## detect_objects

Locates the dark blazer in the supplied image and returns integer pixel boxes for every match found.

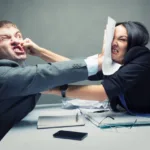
[90,46,150,114]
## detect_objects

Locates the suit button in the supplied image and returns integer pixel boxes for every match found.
[76,65,80,68]
[77,65,80,68]
[73,64,77,68]
[73,64,82,68]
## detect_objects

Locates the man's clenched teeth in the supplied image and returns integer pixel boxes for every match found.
[13,46,25,54]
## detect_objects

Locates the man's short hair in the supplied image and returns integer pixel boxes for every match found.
[0,20,18,28]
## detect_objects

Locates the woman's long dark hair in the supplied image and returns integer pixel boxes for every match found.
[116,21,149,50]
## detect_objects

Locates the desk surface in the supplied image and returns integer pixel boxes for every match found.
[0,104,150,150]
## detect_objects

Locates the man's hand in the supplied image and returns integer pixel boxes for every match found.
[102,29,106,54]
[98,29,106,71]
[98,53,104,71]
[22,38,42,57]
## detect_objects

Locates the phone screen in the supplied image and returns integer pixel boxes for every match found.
[53,130,88,140]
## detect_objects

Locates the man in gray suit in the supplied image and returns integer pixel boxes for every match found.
[0,20,102,140]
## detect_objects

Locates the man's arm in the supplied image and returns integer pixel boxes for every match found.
[0,59,88,99]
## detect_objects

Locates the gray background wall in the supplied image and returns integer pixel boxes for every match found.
[0,0,150,104]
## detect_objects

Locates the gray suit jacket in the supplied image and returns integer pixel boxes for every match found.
[0,59,88,140]
[0,59,88,99]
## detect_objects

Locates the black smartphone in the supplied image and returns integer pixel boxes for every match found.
[53,130,88,141]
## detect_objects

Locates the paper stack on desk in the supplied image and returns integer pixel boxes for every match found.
[63,99,109,109]
[84,111,150,129]
[37,114,85,129]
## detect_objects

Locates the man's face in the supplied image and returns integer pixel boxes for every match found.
[111,25,128,64]
[0,26,27,62]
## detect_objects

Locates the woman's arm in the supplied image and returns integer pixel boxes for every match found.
[42,84,108,101]
[23,38,70,62]
[37,48,70,62]
[22,38,104,69]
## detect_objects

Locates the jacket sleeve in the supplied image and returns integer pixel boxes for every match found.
[88,70,103,81]
[0,59,88,99]
[101,51,150,99]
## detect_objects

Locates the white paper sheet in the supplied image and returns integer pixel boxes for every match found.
[102,16,122,75]
[62,98,109,110]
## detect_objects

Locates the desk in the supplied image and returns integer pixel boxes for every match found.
[0,104,150,150]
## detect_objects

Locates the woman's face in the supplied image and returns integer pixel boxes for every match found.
[111,25,128,64]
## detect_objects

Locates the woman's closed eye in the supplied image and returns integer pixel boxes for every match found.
[119,38,127,42]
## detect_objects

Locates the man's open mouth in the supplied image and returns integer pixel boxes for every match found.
[13,46,25,54]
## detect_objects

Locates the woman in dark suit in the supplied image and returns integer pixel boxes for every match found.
[46,21,150,115]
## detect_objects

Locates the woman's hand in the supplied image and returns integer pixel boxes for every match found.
[22,38,42,57]
[41,87,60,95]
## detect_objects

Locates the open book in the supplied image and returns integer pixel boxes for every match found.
[37,114,85,129]
[83,111,150,129]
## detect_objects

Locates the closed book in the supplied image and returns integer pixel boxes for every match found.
[37,115,85,129]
